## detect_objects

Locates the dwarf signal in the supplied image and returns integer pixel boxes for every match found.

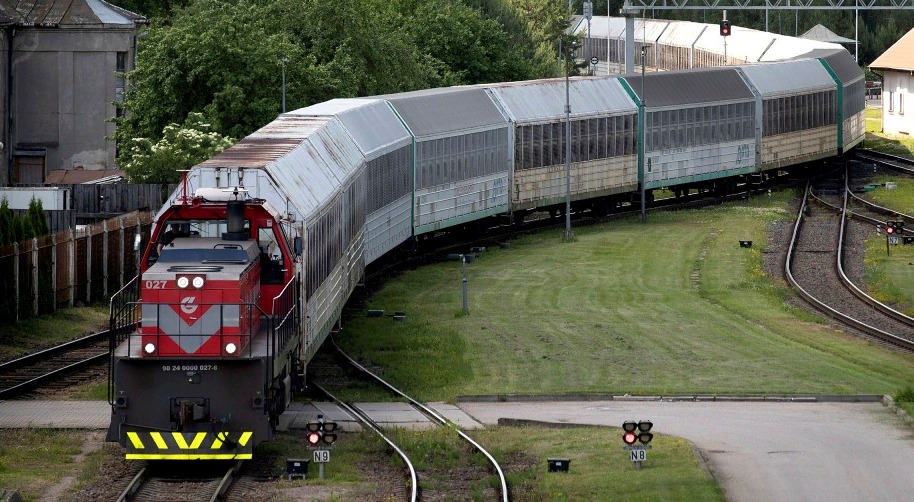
[622,420,654,470]
[306,418,338,446]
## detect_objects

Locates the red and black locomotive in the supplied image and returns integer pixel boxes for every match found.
[107,189,303,460]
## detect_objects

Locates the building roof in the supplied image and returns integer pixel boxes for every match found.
[0,0,145,27]
[45,169,125,184]
[870,27,914,72]
[800,24,856,44]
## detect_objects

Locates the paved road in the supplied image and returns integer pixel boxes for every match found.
[459,400,914,502]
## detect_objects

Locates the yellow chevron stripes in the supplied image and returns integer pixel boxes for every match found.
[172,432,207,449]
[127,432,144,449]
[150,432,168,449]
[126,453,253,460]
[123,431,255,460]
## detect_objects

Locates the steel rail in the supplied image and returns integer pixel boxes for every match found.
[311,381,418,502]
[328,336,509,502]
[0,329,111,372]
[210,461,244,502]
[0,352,109,399]
[785,179,914,351]
[115,467,146,502]
[854,149,914,175]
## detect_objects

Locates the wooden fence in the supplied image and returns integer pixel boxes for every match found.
[0,211,154,323]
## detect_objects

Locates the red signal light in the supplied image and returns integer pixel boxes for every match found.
[623,431,638,445]
[719,20,732,36]
[307,431,322,445]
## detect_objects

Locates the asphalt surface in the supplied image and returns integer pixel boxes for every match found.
[459,399,914,502]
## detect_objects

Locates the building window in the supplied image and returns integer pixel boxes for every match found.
[115,52,127,118]
[900,94,905,116]
[888,91,894,113]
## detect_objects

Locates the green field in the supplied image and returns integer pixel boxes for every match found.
[335,189,914,403]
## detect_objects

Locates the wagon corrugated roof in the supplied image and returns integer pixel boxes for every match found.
[486,78,637,123]
[623,67,753,107]
[288,98,411,159]
[196,114,364,216]
[381,87,507,138]
[814,49,863,83]
[739,59,835,96]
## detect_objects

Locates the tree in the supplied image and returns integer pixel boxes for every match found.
[107,0,189,20]
[122,112,235,184]
[115,0,441,149]
[24,197,49,239]
[404,0,536,85]
[0,198,13,246]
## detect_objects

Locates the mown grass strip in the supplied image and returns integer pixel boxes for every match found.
[337,189,914,403]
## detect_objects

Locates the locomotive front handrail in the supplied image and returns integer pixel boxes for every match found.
[269,275,300,381]
[108,275,140,406]
[116,300,273,359]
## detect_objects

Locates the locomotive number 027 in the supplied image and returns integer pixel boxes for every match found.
[145,280,168,289]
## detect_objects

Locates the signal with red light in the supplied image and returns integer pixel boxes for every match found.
[622,420,654,445]
[306,418,338,446]
[719,20,731,37]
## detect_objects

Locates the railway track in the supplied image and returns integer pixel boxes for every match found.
[854,148,914,174]
[0,329,112,398]
[785,169,914,352]
[310,336,509,501]
[116,460,243,502]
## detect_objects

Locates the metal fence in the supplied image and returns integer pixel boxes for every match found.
[0,211,154,323]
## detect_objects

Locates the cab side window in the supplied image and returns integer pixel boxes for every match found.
[258,227,284,284]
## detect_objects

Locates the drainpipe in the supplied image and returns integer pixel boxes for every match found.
[5,26,13,185]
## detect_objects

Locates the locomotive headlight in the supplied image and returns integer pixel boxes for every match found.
[225,342,237,354]
[144,342,156,354]
[192,276,205,289]
[176,276,190,289]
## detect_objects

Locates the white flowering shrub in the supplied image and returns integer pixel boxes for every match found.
[122,112,235,183]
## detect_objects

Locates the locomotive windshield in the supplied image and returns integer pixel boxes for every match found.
[157,245,251,264]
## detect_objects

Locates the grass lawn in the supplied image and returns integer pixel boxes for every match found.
[0,305,109,362]
[335,189,914,403]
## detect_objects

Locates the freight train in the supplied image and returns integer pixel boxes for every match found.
[106,42,864,459]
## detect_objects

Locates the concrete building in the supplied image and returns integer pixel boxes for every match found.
[0,1,145,185]
[870,28,914,136]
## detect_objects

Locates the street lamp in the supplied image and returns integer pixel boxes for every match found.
[281,57,288,113]
[563,41,575,241]
[640,47,647,223]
